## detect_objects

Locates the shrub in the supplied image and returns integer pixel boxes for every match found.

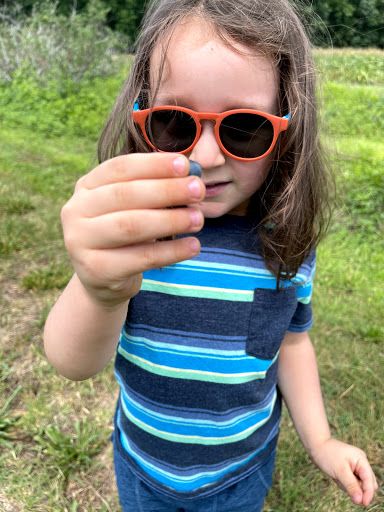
[0,1,132,138]
[0,0,128,88]
[0,70,129,138]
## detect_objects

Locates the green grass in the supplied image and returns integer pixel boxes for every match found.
[314,48,384,85]
[1,49,383,511]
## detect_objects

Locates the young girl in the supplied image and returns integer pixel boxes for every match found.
[44,0,378,510]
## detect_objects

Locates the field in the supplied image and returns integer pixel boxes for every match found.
[0,48,383,511]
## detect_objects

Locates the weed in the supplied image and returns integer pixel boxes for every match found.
[22,263,72,291]
[0,0,128,87]
[0,189,35,215]
[0,217,32,256]
[0,386,22,449]
[33,419,105,485]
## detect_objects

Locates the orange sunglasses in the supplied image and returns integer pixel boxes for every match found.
[133,103,290,162]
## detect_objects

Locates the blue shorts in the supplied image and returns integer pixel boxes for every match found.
[112,437,276,512]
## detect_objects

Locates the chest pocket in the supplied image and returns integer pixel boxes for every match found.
[246,287,297,360]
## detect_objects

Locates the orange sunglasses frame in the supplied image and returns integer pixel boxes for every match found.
[133,105,289,162]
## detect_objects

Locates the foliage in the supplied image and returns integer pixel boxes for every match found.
[0,1,132,138]
[0,70,128,138]
[314,48,384,85]
[33,419,105,483]
[98,0,146,43]
[22,262,73,290]
[1,0,146,43]
[4,0,384,47]
[0,0,128,86]
[310,0,384,48]
[0,386,22,449]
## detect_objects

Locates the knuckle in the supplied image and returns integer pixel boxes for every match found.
[117,213,138,239]
[111,155,130,179]
[141,243,159,269]
[81,251,106,281]
[74,175,86,192]
[114,181,132,206]
[345,481,359,493]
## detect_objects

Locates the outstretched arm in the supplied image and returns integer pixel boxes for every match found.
[277,330,378,507]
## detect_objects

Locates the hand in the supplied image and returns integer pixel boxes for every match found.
[61,153,205,308]
[310,438,378,507]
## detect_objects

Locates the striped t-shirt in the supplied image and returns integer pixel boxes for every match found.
[113,214,315,499]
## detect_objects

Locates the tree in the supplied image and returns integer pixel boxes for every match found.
[104,0,146,40]
[310,0,384,47]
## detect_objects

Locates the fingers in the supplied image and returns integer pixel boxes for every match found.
[355,456,378,507]
[337,455,378,507]
[61,153,203,305]
[76,207,204,250]
[80,176,205,217]
[85,237,201,283]
[79,153,190,190]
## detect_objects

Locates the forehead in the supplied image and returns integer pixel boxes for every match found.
[150,18,278,112]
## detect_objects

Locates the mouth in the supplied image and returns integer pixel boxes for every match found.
[204,181,230,198]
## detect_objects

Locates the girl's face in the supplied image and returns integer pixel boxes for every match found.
[151,19,279,218]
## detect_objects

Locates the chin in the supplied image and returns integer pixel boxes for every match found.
[200,199,249,217]
[199,202,230,218]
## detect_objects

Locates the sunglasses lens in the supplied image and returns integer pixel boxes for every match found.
[147,109,197,152]
[219,113,274,159]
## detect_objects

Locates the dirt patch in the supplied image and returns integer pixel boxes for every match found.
[0,493,23,512]
[66,444,120,512]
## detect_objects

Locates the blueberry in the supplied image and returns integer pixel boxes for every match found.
[188,160,202,178]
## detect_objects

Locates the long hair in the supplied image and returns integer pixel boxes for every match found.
[98,0,333,284]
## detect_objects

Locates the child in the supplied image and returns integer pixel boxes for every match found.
[44,0,378,510]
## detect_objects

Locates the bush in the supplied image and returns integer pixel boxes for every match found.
[0,70,129,138]
[0,1,131,138]
[0,0,128,88]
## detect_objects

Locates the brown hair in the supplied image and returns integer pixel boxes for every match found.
[98,0,333,284]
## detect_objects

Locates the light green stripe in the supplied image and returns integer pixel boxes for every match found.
[141,282,254,302]
[118,346,266,384]
[119,391,276,445]
[298,296,311,304]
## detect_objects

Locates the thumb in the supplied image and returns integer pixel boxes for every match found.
[339,473,363,505]
[346,476,363,505]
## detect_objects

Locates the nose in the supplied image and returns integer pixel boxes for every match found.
[189,121,226,169]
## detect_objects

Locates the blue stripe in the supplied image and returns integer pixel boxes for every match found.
[125,322,247,351]
[119,333,276,374]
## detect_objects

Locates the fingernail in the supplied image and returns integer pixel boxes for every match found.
[189,209,202,227]
[188,179,202,199]
[352,494,361,504]
[189,239,200,254]
[173,156,187,174]
[188,160,202,177]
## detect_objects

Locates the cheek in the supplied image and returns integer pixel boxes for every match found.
[237,159,272,190]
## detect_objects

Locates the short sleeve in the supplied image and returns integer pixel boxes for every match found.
[287,249,316,333]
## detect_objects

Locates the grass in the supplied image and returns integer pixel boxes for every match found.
[1,49,384,511]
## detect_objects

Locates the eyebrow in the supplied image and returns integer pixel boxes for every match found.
[154,95,273,113]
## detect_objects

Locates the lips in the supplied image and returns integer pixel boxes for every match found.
[204,181,230,198]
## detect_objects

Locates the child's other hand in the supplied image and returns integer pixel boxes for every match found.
[61,153,205,308]
[310,438,378,507]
